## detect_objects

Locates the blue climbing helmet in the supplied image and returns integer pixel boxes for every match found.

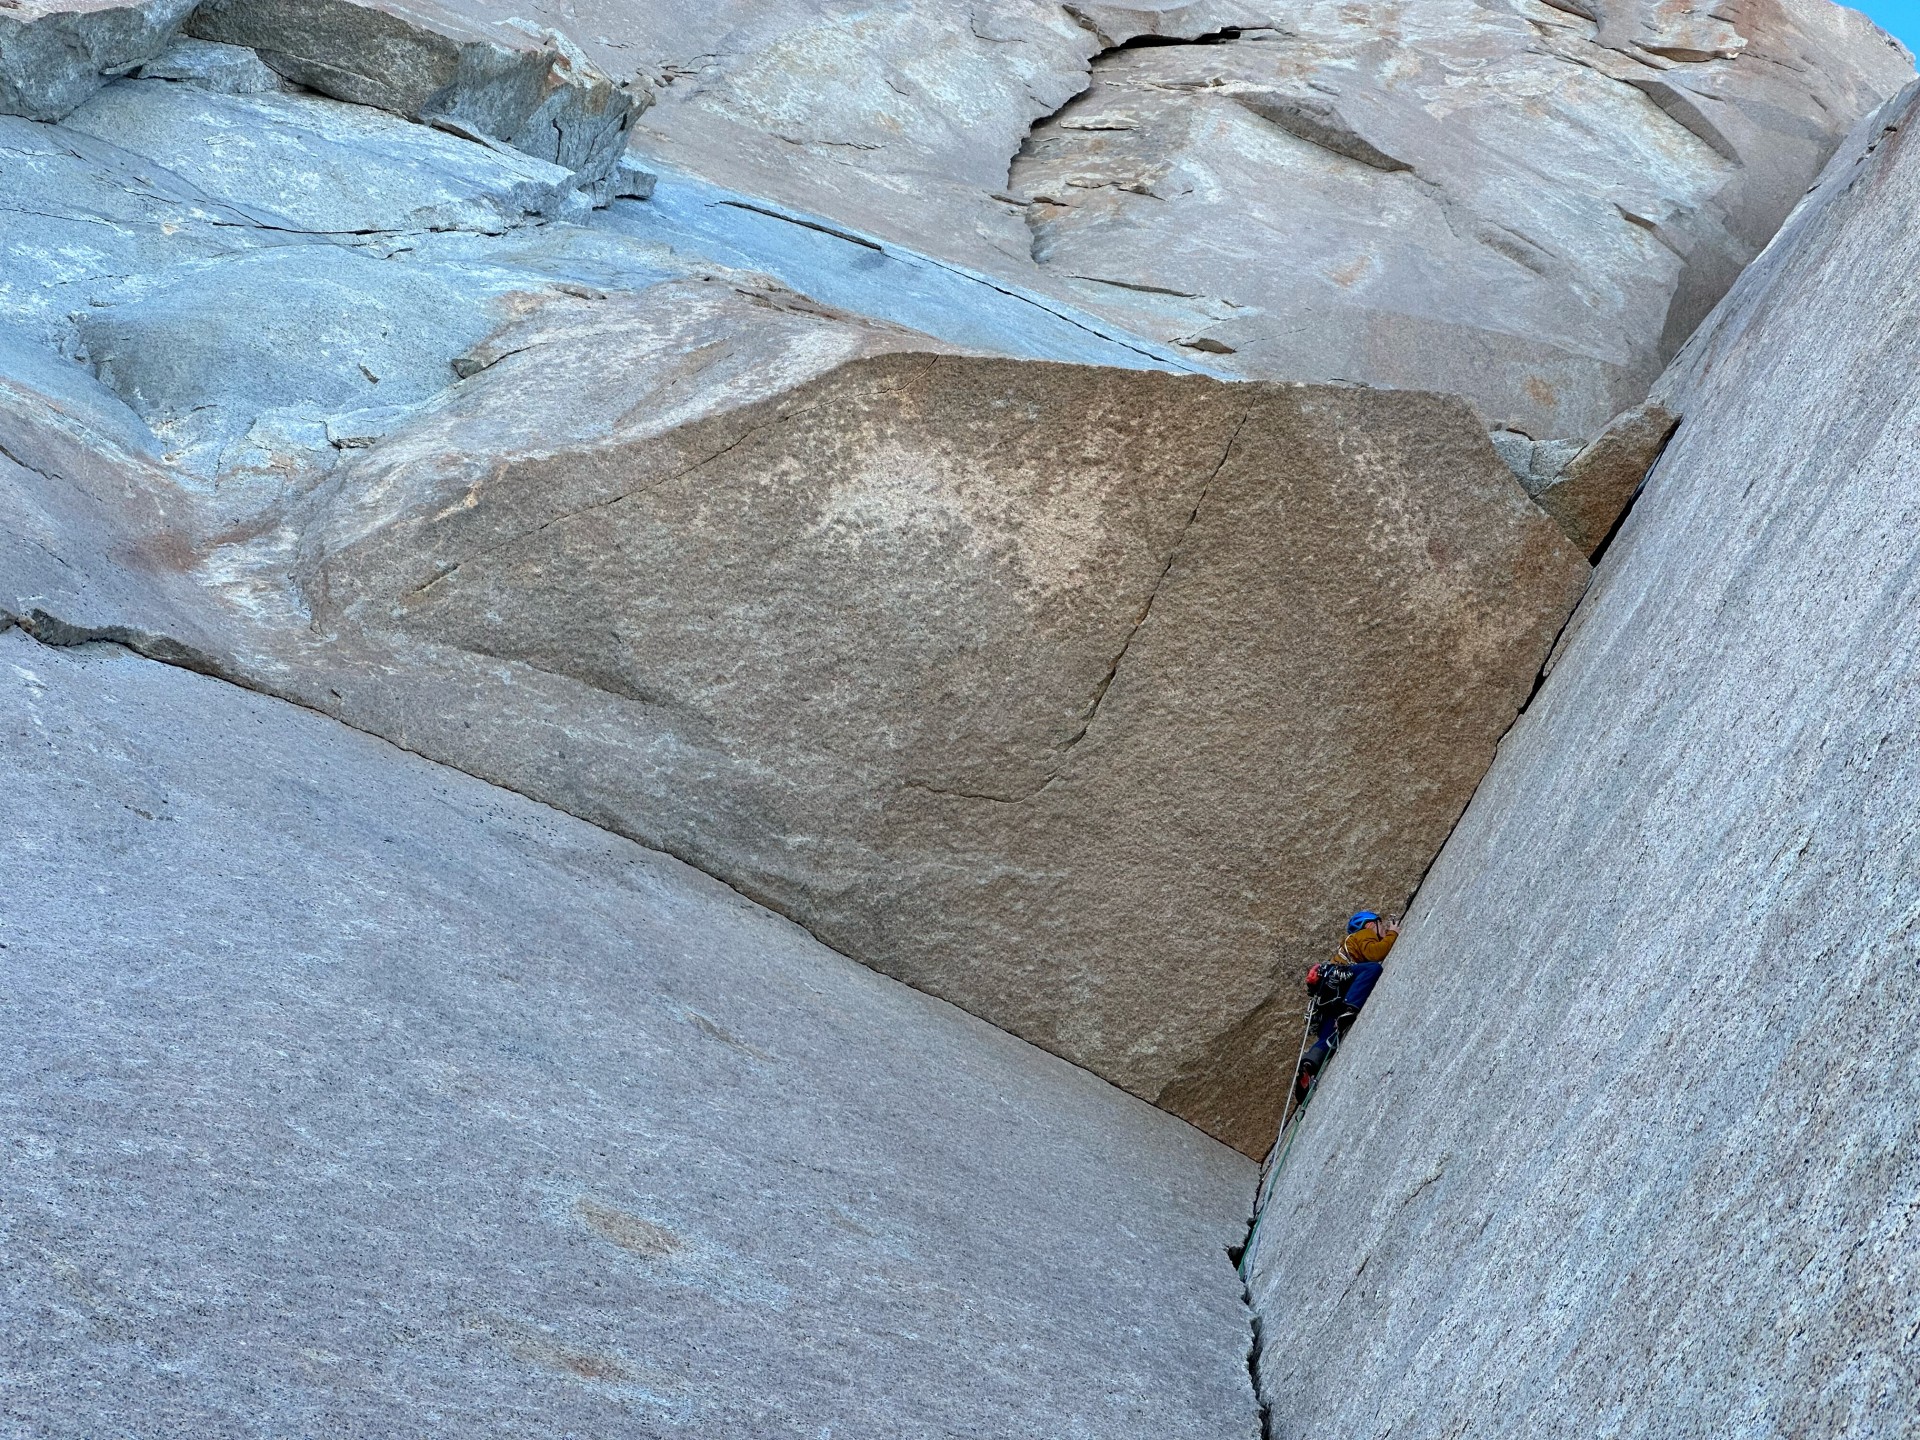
[1346,910,1381,934]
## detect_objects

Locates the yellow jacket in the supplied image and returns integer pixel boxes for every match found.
[1342,929,1397,964]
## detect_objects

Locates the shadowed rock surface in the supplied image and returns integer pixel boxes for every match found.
[0,329,231,665]
[187,0,642,184]
[0,631,1259,1438]
[595,161,1214,373]
[1243,77,1920,1437]
[0,0,194,119]
[136,32,285,90]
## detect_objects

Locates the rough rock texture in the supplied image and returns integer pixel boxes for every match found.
[136,34,286,91]
[12,0,1898,435]
[0,0,192,120]
[2,70,1207,501]
[1531,399,1679,555]
[64,75,588,230]
[174,329,1585,1157]
[13,3,1865,1166]
[431,0,1274,279]
[186,0,642,184]
[1244,77,1920,1437]
[0,631,1259,1438]
[0,72,1587,1152]
[0,329,232,666]
[598,162,1216,373]
[1010,0,1912,435]
[1489,427,1584,490]
[47,62,606,475]
[0,60,1592,1152]
[394,0,1909,434]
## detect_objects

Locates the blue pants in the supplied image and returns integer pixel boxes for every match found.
[1301,962,1383,1069]
[1342,960,1383,1012]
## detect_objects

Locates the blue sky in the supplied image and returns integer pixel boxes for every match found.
[1849,0,1920,51]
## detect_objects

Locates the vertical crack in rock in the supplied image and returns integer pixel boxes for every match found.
[1056,402,1249,757]
[1007,21,1249,263]
[1243,1283,1275,1440]
[903,397,1253,808]
[1345,414,1666,962]
[1234,1199,1278,1440]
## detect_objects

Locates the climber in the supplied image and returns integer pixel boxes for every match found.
[1290,910,1399,1109]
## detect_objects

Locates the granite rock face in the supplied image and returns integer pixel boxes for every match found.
[0,0,1881,1165]
[0,328,233,666]
[502,0,1275,282]
[1243,77,1920,1437]
[0,0,193,119]
[0,92,1587,1156]
[188,336,1584,1157]
[64,74,589,230]
[441,0,1910,435]
[4,0,1905,436]
[1,68,1206,500]
[136,33,286,91]
[187,0,642,184]
[1009,0,1911,435]
[1531,399,1680,556]
[595,162,1214,373]
[0,631,1259,1438]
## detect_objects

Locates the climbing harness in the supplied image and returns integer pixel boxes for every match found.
[1238,931,1390,1280]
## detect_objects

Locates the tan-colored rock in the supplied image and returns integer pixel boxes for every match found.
[131,280,1588,1156]
[1533,400,1681,555]
[187,0,643,183]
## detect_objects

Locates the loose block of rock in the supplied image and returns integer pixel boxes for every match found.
[0,0,192,120]
[136,35,284,92]
[187,0,641,185]
[1532,399,1680,555]
[222,315,1589,1155]
[64,77,585,233]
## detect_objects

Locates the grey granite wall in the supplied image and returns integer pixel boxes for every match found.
[0,631,1259,1439]
[1243,79,1920,1439]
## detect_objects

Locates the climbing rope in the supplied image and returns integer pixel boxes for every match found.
[1238,1000,1324,1281]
